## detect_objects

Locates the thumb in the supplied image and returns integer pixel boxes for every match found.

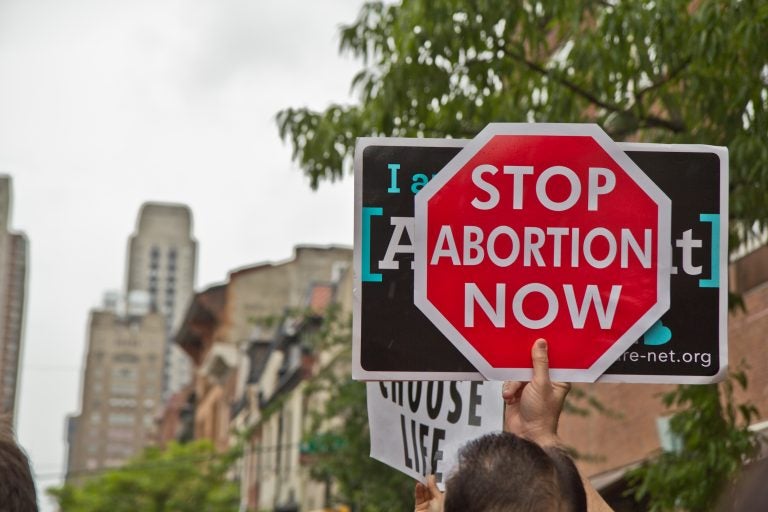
[531,338,551,387]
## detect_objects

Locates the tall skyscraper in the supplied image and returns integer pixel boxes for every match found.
[125,203,197,398]
[0,175,28,425]
[66,202,197,480]
[66,294,165,480]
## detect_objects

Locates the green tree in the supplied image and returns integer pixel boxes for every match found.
[278,1,766,510]
[627,371,760,512]
[278,0,768,242]
[48,440,240,512]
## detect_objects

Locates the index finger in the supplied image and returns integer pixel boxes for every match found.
[531,338,551,387]
[502,381,525,402]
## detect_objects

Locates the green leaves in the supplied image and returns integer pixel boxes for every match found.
[48,441,241,512]
[276,3,768,509]
[278,0,768,244]
[627,369,760,512]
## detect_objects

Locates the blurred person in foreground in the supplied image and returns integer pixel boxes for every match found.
[415,338,614,512]
[0,416,38,512]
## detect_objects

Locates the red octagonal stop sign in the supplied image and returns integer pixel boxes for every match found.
[414,124,671,382]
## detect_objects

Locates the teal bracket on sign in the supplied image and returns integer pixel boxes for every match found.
[362,207,383,282]
[699,213,719,288]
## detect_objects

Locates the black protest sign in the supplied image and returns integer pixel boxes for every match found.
[352,138,727,383]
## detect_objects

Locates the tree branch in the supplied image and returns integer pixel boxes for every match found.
[636,57,692,102]
[639,115,686,133]
[506,47,625,114]
[506,46,686,134]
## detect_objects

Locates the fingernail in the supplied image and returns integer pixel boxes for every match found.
[536,339,547,350]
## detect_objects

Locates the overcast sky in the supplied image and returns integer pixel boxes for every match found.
[0,1,365,508]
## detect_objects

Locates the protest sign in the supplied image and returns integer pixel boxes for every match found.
[353,137,727,383]
[413,124,670,381]
[367,380,503,487]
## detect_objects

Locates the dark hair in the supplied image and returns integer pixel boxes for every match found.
[444,432,586,512]
[0,417,38,512]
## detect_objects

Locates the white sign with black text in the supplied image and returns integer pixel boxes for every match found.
[367,381,503,488]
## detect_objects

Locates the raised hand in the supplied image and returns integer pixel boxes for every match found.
[502,338,571,446]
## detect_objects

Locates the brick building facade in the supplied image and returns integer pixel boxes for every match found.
[559,244,768,493]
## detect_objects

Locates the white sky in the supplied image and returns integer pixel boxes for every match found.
[0,1,365,508]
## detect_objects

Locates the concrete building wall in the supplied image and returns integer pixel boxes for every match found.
[247,283,350,512]
[66,310,165,482]
[0,175,27,426]
[125,202,197,398]
[176,246,351,511]
[221,246,351,346]
[256,387,326,512]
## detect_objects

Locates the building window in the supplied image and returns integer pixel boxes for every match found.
[108,397,137,408]
[114,367,137,379]
[107,428,134,442]
[113,353,139,363]
[108,413,135,426]
[168,248,177,270]
[110,381,137,396]
[284,410,292,475]
[111,367,138,396]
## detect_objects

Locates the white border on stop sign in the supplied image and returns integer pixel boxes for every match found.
[413,123,672,383]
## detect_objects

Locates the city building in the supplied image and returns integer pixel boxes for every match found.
[125,202,197,398]
[161,238,768,510]
[170,245,352,511]
[66,201,197,482]
[65,293,165,482]
[237,274,352,512]
[0,175,28,426]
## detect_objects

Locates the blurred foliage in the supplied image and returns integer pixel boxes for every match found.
[278,0,768,246]
[48,440,240,512]
[302,306,414,512]
[627,369,760,512]
[278,2,767,510]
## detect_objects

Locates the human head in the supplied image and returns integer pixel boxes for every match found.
[444,432,586,512]
[0,416,38,512]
